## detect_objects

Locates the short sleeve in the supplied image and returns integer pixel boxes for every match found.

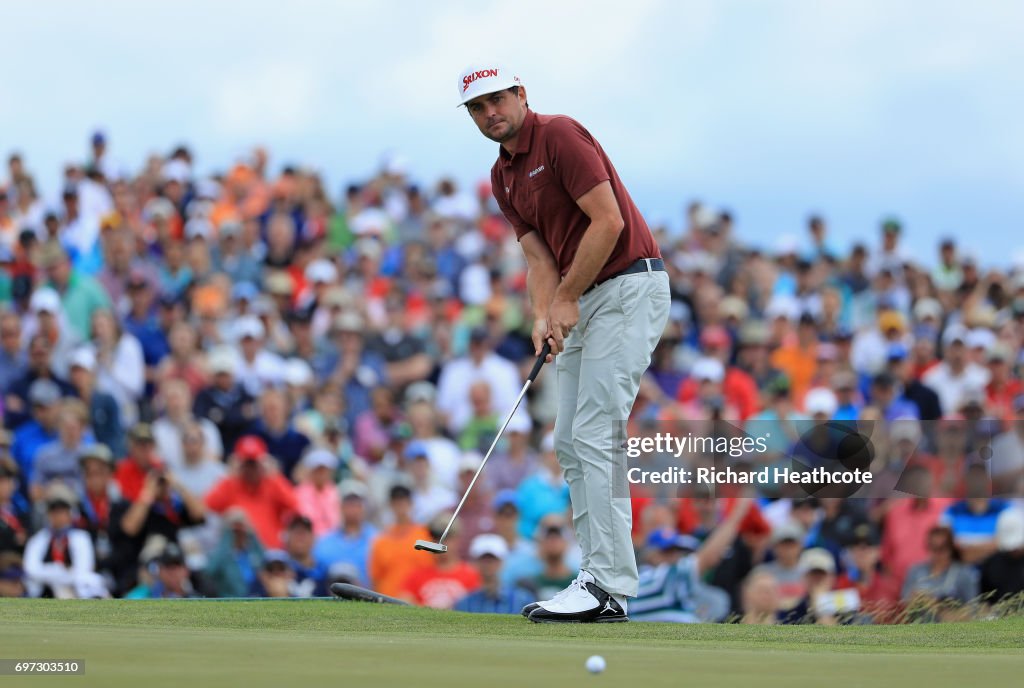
[546,117,611,201]
[491,166,536,240]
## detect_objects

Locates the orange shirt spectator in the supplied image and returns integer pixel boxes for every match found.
[368,484,433,597]
[204,436,299,548]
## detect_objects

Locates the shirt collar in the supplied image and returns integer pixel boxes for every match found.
[498,109,536,166]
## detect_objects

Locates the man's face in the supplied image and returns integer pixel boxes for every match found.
[158,561,188,589]
[287,526,314,558]
[774,539,801,566]
[82,460,111,494]
[341,496,365,526]
[46,259,71,287]
[466,87,528,143]
[474,554,502,580]
[48,505,73,530]
[0,319,20,354]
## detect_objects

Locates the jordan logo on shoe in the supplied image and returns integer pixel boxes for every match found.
[601,599,616,614]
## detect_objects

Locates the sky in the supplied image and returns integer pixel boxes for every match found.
[3,0,1022,266]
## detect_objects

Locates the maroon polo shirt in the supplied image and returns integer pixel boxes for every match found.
[490,109,660,284]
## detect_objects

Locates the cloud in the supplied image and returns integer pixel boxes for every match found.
[211,62,322,138]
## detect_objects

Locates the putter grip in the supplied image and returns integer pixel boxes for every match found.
[528,341,552,382]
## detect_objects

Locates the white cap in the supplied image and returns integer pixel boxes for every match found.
[304,259,338,285]
[966,328,995,352]
[283,358,313,387]
[457,63,523,106]
[235,315,265,341]
[890,417,922,444]
[469,533,509,560]
[459,452,484,474]
[798,547,836,574]
[691,357,725,383]
[184,218,213,241]
[540,432,555,453]
[69,347,97,373]
[765,295,800,322]
[913,298,943,322]
[505,412,532,434]
[996,509,1024,551]
[207,346,239,375]
[301,448,339,472]
[30,287,61,314]
[804,387,839,417]
[942,323,969,347]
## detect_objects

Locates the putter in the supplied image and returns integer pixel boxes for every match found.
[330,582,410,605]
[415,341,552,554]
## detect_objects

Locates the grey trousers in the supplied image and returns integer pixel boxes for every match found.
[553,268,671,597]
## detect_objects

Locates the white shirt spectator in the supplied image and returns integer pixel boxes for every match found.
[236,348,285,397]
[152,416,224,470]
[436,352,526,435]
[922,362,991,414]
[92,335,145,426]
[23,528,108,598]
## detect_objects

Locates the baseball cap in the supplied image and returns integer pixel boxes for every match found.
[34,242,68,270]
[332,311,365,334]
[942,324,969,346]
[878,310,906,333]
[304,259,338,285]
[301,448,339,472]
[283,359,313,387]
[29,287,61,314]
[184,218,212,241]
[45,483,77,510]
[700,326,730,349]
[804,387,838,417]
[493,489,518,513]
[287,514,313,531]
[158,542,186,567]
[691,357,725,383]
[913,298,943,322]
[995,509,1024,552]
[69,347,97,373]
[235,315,265,341]
[771,520,806,545]
[78,443,114,467]
[234,435,268,461]
[458,452,484,474]
[338,479,369,501]
[231,281,259,303]
[129,422,155,443]
[798,547,836,574]
[265,271,295,296]
[28,379,62,407]
[456,63,523,106]
[846,523,881,548]
[646,529,700,553]
[469,533,509,560]
[207,346,239,375]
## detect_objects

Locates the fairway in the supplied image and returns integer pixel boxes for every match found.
[3,601,1023,688]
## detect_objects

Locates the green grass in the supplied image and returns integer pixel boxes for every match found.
[2,600,1023,687]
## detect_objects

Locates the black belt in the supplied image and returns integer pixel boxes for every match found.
[584,258,665,295]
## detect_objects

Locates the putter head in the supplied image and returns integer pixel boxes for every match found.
[414,540,447,554]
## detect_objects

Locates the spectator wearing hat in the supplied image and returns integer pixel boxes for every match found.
[850,308,910,379]
[400,513,480,608]
[322,311,388,429]
[490,490,539,588]
[752,520,808,614]
[193,346,258,454]
[294,449,341,537]
[886,342,942,422]
[279,515,326,596]
[436,326,525,436]
[119,275,171,408]
[204,509,265,597]
[0,453,30,554]
[37,241,111,342]
[880,465,952,590]
[67,347,124,458]
[778,547,842,625]
[673,357,740,422]
[89,309,146,427]
[675,326,759,422]
[985,344,1022,423]
[114,423,164,502]
[869,372,920,422]
[125,542,200,599]
[74,445,123,581]
[938,465,1009,564]
[902,526,979,622]
[0,552,26,597]
[312,479,377,586]
[233,315,284,397]
[253,387,311,481]
[256,549,300,598]
[10,379,63,500]
[405,399,460,489]
[923,324,991,415]
[834,524,901,624]
[204,435,299,549]
[526,515,577,602]
[30,398,94,499]
[172,421,226,501]
[4,335,76,430]
[514,434,570,540]
[454,533,533,614]
[978,508,1024,606]
[23,483,108,598]
[408,445,457,526]
[0,310,26,395]
[368,484,432,598]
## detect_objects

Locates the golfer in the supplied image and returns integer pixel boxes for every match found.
[459,63,670,622]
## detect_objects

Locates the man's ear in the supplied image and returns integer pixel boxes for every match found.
[519,86,529,108]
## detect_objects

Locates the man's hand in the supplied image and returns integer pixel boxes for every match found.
[547,297,579,355]
[532,318,555,363]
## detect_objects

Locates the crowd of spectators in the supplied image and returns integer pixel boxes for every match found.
[1,133,1023,624]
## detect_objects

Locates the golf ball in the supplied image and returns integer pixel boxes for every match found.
[586,655,606,674]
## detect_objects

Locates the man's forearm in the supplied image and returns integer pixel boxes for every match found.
[527,260,561,319]
[554,219,622,302]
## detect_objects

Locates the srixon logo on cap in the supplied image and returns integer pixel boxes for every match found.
[463,68,499,92]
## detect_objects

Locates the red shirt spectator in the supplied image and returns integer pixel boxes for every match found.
[676,327,760,421]
[204,436,299,548]
[114,423,164,502]
[677,497,771,539]
[880,497,952,588]
[401,559,481,609]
